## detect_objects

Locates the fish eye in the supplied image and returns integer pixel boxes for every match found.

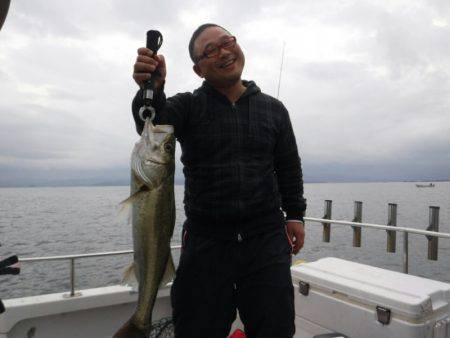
[164,143,173,152]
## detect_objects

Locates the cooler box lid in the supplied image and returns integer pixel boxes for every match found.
[291,257,450,320]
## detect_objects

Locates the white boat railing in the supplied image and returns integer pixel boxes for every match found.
[19,246,181,297]
[17,214,450,298]
[305,217,450,239]
[305,217,450,276]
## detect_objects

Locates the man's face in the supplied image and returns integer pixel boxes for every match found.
[193,26,245,87]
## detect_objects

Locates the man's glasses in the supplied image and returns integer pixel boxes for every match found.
[196,36,237,63]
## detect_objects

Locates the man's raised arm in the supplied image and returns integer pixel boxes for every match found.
[131,47,189,138]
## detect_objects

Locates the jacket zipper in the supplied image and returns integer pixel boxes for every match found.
[231,102,244,243]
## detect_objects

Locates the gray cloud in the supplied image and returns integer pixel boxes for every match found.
[1,0,449,184]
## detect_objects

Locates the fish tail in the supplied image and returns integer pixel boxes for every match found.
[113,319,150,338]
[121,262,138,288]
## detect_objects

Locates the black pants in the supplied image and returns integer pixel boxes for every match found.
[171,228,295,338]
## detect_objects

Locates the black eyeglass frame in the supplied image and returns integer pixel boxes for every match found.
[195,36,237,63]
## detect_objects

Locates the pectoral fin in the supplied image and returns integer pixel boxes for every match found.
[120,185,150,206]
[121,262,138,289]
[160,253,176,287]
[117,185,150,223]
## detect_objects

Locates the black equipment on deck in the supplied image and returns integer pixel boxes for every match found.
[0,251,21,314]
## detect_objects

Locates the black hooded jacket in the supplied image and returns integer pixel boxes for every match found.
[132,80,306,240]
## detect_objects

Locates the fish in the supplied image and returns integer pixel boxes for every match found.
[113,118,176,338]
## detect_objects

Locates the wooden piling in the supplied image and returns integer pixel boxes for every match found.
[352,201,362,247]
[427,206,440,261]
[387,203,397,253]
[322,200,332,242]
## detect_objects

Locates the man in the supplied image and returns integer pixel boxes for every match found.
[132,23,306,338]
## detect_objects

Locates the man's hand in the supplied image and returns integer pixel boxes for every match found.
[286,221,305,255]
[133,47,167,89]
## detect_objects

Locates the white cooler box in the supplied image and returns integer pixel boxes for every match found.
[291,257,450,338]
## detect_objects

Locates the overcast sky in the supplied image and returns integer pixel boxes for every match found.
[0,0,449,184]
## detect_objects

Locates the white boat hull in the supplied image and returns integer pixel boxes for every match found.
[2,258,450,338]
[0,285,172,338]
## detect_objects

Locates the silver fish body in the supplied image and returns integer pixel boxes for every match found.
[113,119,176,338]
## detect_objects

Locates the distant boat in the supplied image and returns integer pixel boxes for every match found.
[416,183,435,188]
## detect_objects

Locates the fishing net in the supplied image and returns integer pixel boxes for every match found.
[149,317,174,338]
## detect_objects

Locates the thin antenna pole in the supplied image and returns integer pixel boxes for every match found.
[277,41,286,99]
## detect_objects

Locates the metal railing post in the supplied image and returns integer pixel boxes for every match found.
[403,232,409,274]
[65,258,81,298]
[427,206,440,261]
[70,258,75,297]
[322,200,332,242]
[387,203,397,253]
[352,201,362,247]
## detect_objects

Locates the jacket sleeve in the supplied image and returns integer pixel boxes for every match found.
[273,102,307,222]
[132,87,191,139]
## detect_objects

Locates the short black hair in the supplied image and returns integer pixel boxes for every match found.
[188,23,229,63]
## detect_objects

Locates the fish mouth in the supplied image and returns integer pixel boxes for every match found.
[145,159,168,166]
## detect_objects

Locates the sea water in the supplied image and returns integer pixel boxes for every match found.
[0,182,449,299]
